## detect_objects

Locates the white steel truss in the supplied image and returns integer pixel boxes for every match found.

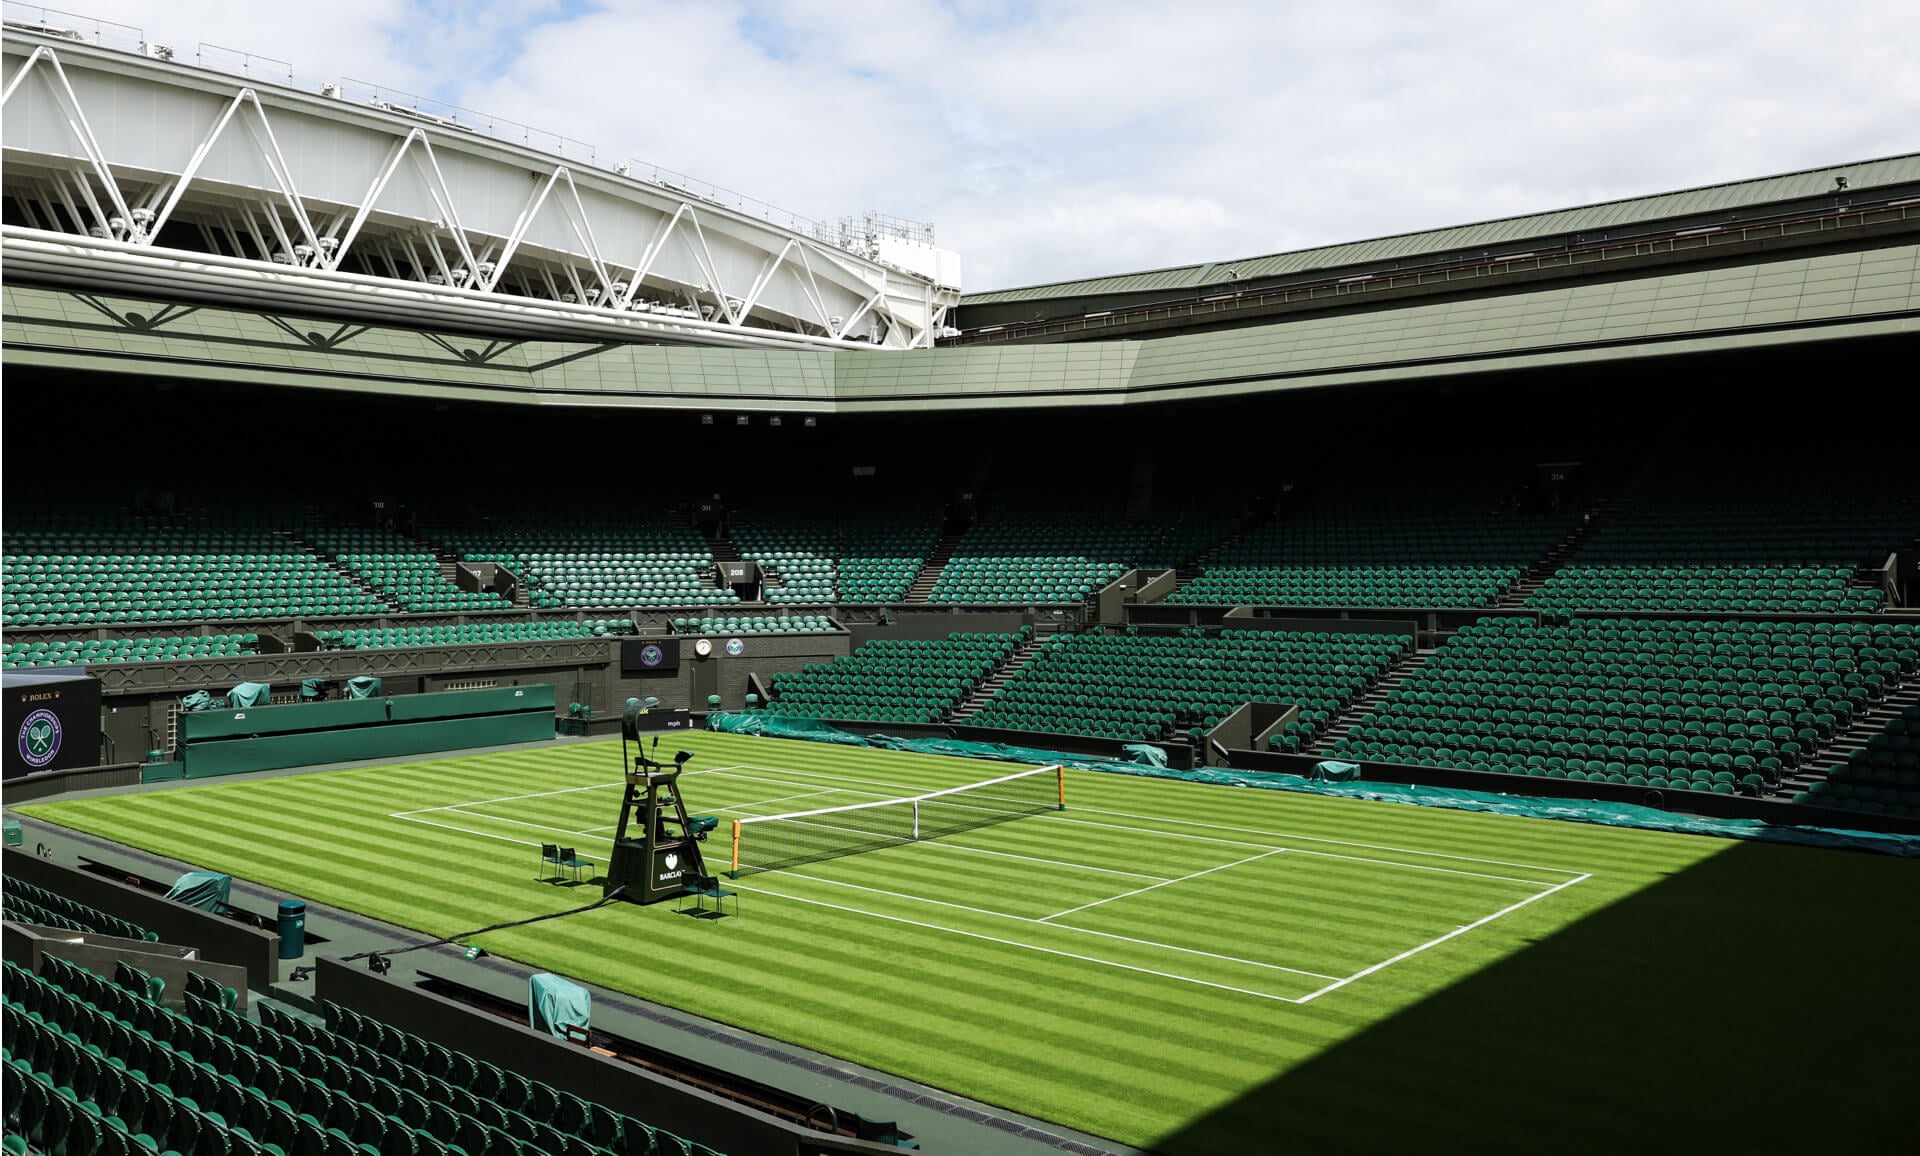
[1,34,958,349]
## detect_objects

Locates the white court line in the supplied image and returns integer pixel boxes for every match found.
[731,882,1309,1004]
[390,778,628,816]
[1056,816,1559,887]
[444,808,620,842]
[744,814,1167,880]
[724,787,849,814]
[1071,805,1589,878]
[757,869,1336,980]
[712,762,1588,880]
[1295,872,1593,1004]
[576,787,842,833]
[397,813,544,848]
[692,768,898,800]
[1038,848,1288,923]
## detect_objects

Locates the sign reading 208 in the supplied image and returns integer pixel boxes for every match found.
[18,708,63,768]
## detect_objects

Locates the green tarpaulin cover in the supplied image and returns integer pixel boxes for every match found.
[300,678,328,700]
[1121,744,1169,768]
[165,871,231,913]
[228,682,271,708]
[1312,760,1362,782]
[346,676,383,700]
[528,973,590,1039]
[181,691,213,712]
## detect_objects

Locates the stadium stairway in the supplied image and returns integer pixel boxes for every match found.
[903,531,962,603]
[949,629,1055,723]
[279,528,400,614]
[1495,496,1622,608]
[1307,649,1436,755]
[1175,516,1269,584]
[1777,681,1920,796]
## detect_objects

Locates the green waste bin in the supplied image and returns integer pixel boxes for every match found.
[277,900,306,960]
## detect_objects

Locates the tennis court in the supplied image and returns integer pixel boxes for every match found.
[20,731,1722,1150]
[394,758,1590,1004]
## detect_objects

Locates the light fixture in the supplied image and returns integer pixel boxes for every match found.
[768,416,782,428]
[700,414,714,425]
[803,416,817,428]
[735,414,749,426]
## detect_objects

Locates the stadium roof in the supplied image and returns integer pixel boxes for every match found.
[11,240,1914,411]
[962,152,1920,305]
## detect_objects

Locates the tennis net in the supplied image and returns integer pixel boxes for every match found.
[728,765,1065,877]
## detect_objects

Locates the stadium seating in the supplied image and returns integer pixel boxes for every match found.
[3,955,717,1156]
[0,879,155,941]
[1526,462,1916,614]
[2,513,390,626]
[765,632,1021,723]
[968,627,1409,742]
[2,633,261,669]
[673,613,834,634]
[733,509,939,605]
[929,503,1228,605]
[1797,701,1920,816]
[1171,476,1576,608]
[428,514,730,610]
[316,621,601,650]
[302,524,513,614]
[1326,618,1920,793]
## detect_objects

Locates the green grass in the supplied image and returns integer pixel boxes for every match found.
[19,733,1913,1153]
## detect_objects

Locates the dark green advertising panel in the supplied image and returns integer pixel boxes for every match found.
[4,670,101,779]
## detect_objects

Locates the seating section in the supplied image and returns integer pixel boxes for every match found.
[930,506,1228,605]
[429,515,729,610]
[1327,618,1920,793]
[968,628,1409,743]
[0,880,155,941]
[672,613,834,635]
[3,513,389,627]
[733,511,939,605]
[765,632,1021,723]
[1798,701,1920,816]
[3,633,261,669]
[1527,463,1916,614]
[302,524,512,614]
[1171,477,1575,608]
[316,621,601,650]
[3,954,717,1156]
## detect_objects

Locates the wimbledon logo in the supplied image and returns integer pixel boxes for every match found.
[19,708,63,768]
[639,644,664,668]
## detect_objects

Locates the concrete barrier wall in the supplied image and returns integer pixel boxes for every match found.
[315,959,906,1156]
[2,849,281,986]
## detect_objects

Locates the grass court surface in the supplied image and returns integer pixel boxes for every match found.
[21,732,1914,1153]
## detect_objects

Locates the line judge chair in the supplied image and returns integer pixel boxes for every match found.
[555,846,594,882]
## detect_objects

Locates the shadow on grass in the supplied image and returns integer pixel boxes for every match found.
[1152,838,1920,1156]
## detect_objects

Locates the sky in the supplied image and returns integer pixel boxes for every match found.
[19,0,1920,290]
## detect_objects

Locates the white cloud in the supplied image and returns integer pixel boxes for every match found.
[26,0,1920,290]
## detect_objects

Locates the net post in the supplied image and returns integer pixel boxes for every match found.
[1056,764,1066,811]
[729,819,742,879]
